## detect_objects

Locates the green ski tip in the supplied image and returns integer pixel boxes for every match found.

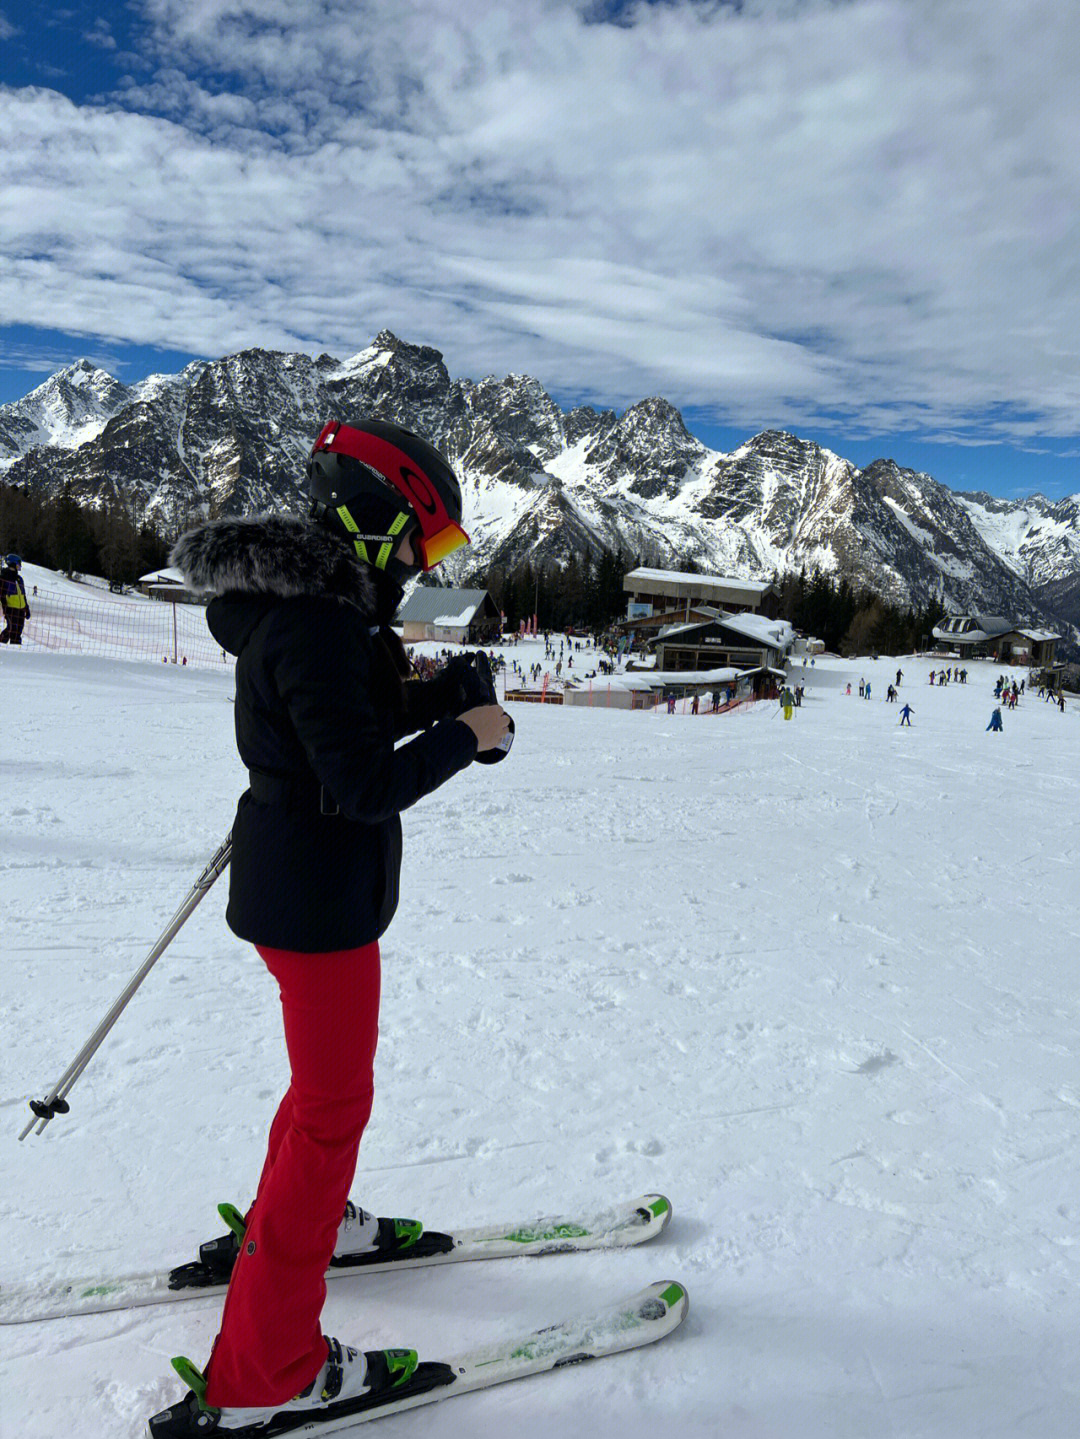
[217,1203,247,1240]
[658,1281,687,1308]
[648,1196,671,1218]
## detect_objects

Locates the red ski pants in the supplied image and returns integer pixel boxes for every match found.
[204,941,381,1407]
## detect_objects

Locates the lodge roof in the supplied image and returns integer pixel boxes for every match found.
[932,614,1061,646]
[396,588,492,625]
[138,567,186,585]
[647,613,793,651]
[624,568,779,596]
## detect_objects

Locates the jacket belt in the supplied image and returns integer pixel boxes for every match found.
[248,770,340,816]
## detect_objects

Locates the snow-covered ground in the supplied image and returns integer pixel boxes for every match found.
[2,624,1079,1438]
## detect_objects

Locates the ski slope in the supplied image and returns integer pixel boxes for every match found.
[2,630,1078,1438]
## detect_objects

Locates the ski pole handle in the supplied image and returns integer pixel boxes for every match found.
[19,832,233,1141]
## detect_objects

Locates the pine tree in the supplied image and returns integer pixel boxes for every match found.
[52,483,97,577]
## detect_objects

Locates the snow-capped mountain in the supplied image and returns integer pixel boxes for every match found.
[0,358,133,457]
[2,333,1077,632]
[954,490,1080,588]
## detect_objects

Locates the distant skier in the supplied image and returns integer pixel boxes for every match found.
[987,706,1004,732]
[899,703,913,726]
[896,668,903,686]
[865,681,871,700]
[163,419,510,1432]
[780,685,795,720]
[0,553,30,644]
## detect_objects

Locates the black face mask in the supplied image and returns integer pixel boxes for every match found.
[383,553,422,591]
[366,564,406,623]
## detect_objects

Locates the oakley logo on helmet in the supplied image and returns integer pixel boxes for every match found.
[397,465,439,516]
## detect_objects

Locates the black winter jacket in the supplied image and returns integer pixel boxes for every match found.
[172,515,478,951]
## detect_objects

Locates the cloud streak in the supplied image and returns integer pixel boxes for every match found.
[1,0,1078,447]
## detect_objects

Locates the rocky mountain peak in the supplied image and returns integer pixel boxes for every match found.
[324,330,454,438]
[619,396,700,446]
[564,405,616,447]
[740,429,834,467]
[583,395,706,500]
[458,373,566,461]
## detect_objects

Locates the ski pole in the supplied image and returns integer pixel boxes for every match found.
[19,831,233,1141]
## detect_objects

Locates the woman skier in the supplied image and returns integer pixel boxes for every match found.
[155,419,510,1435]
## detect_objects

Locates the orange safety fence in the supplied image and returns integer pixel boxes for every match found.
[649,692,754,715]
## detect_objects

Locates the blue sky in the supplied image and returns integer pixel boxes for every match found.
[2,0,1078,501]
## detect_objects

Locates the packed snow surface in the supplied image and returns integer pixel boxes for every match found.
[2,628,1079,1438]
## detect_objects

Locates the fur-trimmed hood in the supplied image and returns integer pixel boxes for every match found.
[171,514,377,611]
[171,514,386,658]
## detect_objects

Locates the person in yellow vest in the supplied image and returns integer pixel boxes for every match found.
[0,554,30,644]
[780,684,795,720]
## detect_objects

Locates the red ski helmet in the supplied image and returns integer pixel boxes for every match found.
[307,419,469,572]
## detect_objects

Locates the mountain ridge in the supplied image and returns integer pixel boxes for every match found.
[2,331,1077,642]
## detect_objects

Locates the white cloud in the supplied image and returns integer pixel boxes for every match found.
[1,0,1078,446]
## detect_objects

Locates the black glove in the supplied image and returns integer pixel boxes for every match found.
[469,651,514,765]
[438,654,496,716]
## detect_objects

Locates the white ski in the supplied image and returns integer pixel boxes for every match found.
[148,1280,689,1436]
[1,1194,671,1325]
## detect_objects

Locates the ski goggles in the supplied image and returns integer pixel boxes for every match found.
[312,421,470,571]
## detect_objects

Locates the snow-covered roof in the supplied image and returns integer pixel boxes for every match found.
[649,613,793,651]
[625,568,777,595]
[714,612,794,648]
[1013,628,1061,642]
[932,614,1036,645]
[654,619,709,642]
[397,588,490,624]
[138,567,186,585]
[934,614,1012,639]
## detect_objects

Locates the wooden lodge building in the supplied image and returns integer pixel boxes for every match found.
[617,568,783,646]
[636,610,794,698]
[645,611,794,674]
[931,615,1061,667]
[137,567,201,603]
[395,587,501,644]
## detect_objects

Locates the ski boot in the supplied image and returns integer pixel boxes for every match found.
[168,1202,454,1291]
[148,1340,454,1435]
